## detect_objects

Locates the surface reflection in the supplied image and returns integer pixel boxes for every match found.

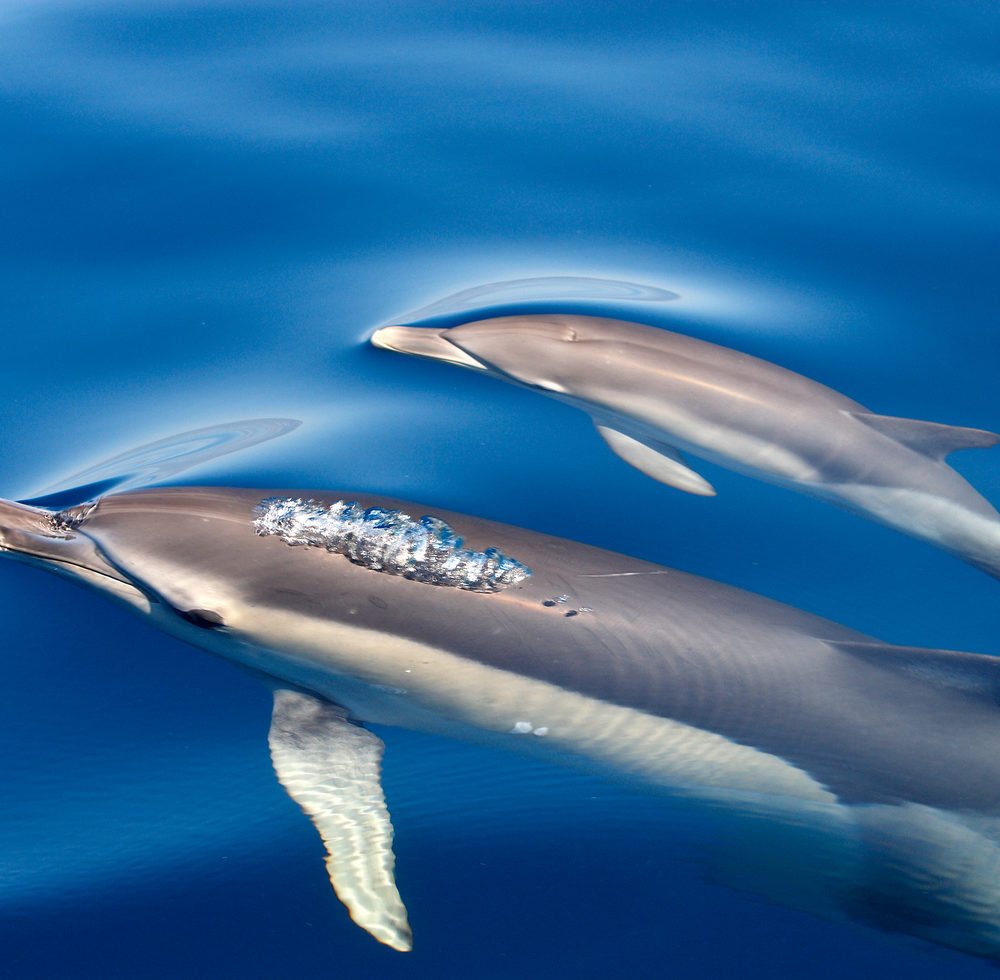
[394,276,678,324]
[24,418,301,507]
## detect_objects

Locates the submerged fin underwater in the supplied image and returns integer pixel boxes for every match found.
[3,2,999,978]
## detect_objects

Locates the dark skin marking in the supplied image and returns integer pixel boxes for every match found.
[178,608,226,630]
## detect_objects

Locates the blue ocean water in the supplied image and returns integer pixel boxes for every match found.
[1,1,999,976]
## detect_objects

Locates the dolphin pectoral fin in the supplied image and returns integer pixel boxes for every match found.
[847,412,1000,460]
[828,640,1000,706]
[594,424,717,496]
[268,688,412,952]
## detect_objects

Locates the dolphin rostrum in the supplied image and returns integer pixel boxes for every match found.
[5,486,1000,959]
[371,315,1000,577]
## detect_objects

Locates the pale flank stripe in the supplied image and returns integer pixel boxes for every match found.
[243,607,840,809]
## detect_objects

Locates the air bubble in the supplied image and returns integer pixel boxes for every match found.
[254,497,531,593]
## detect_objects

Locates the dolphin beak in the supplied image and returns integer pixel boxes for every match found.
[0,497,140,598]
[0,498,74,562]
[370,326,488,371]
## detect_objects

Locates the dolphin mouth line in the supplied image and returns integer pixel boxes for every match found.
[0,533,156,607]
[371,325,561,395]
[370,325,488,371]
[0,498,159,601]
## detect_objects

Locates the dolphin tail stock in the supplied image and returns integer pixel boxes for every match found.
[704,637,1000,960]
[823,410,1000,578]
[706,792,1000,962]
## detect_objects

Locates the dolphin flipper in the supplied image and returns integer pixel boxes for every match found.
[268,688,412,951]
[594,423,716,496]
[847,412,1000,460]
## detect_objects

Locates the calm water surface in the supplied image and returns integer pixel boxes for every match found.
[1,1,998,977]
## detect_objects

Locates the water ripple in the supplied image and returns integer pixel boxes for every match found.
[394,276,678,324]
[23,417,301,507]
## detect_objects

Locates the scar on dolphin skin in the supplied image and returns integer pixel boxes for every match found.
[578,570,671,577]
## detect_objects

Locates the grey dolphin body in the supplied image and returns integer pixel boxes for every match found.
[372,315,1000,577]
[5,487,1000,958]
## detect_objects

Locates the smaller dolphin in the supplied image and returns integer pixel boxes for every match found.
[372,315,1000,577]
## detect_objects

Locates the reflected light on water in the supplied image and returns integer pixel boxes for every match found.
[393,275,678,323]
[23,417,302,507]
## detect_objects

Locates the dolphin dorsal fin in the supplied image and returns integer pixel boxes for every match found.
[829,640,1000,705]
[847,412,1000,460]
[268,688,412,951]
[594,424,716,496]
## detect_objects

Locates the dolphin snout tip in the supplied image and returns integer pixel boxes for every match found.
[369,325,407,351]
[370,325,486,371]
[0,498,73,559]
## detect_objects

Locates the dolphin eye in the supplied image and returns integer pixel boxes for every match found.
[178,607,226,630]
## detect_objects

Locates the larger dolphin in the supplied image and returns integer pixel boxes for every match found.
[372,315,1000,577]
[5,487,1000,959]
